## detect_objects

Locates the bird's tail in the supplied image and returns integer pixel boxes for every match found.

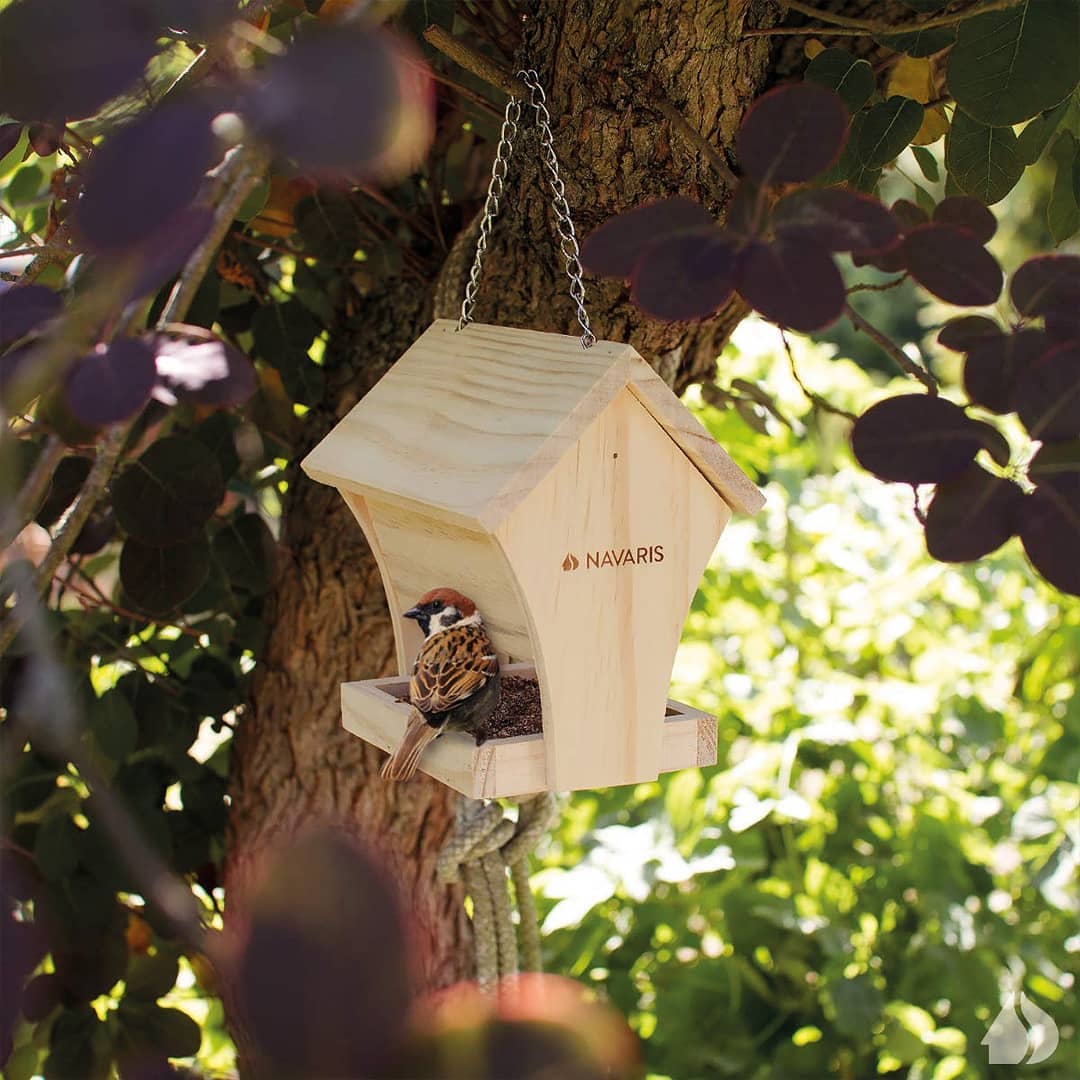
[380,710,441,781]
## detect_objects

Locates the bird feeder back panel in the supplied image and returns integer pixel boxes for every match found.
[302,321,765,795]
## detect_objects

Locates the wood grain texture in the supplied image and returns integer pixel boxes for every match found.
[343,663,715,798]
[496,387,729,790]
[302,320,763,528]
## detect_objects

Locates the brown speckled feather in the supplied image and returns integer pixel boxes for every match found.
[410,623,498,716]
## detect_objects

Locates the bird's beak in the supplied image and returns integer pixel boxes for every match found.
[403,606,422,620]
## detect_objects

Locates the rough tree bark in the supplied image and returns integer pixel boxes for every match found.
[224,0,882,1061]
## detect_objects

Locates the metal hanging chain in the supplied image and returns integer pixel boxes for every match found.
[458,68,596,349]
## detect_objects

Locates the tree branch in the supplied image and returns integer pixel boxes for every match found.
[744,0,1022,37]
[781,329,857,422]
[423,24,528,98]
[652,98,738,190]
[0,434,66,550]
[845,303,938,394]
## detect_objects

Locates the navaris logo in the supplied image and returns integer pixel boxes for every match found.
[561,545,664,571]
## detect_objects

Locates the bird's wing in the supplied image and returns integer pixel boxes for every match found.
[410,624,499,715]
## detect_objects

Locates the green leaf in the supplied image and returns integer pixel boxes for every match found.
[112,436,224,547]
[120,535,211,617]
[1047,134,1080,243]
[8,162,43,204]
[829,974,885,1038]
[912,144,940,183]
[804,49,875,113]
[1017,96,1074,165]
[124,952,180,1001]
[34,813,80,880]
[295,189,364,263]
[236,177,270,222]
[947,0,1080,126]
[212,513,276,594]
[874,25,955,58]
[945,110,1024,205]
[116,1001,202,1059]
[251,301,323,406]
[89,691,137,761]
[857,97,924,168]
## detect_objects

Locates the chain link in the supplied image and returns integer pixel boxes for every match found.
[458,69,596,349]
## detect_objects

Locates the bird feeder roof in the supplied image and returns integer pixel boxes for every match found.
[302,320,764,531]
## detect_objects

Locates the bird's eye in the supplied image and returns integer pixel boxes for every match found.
[431,600,444,611]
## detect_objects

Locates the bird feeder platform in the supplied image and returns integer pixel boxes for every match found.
[303,320,764,795]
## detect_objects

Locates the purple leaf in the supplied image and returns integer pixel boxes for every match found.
[963,328,1048,414]
[1015,342,1080,439]
[65,338,156,427]
[1010,254,1080,317]
[0,123,22,161]
[925,465,1023,562]
[938,315,1002,352]
[235,831,410,1077]
[772,188,899,253]
[74,99,220,254]
[0,285,62,349]
[26,122,61,157]
[737,237,845,332]
[241,25,416,175]
[581,198,715,278]
[0,0,156,124]
[630,228,739,321]
[122,206,214,302]
[736,82,850,184]
[1019,488,1080,596]
[902,224,1003,306]
[151,329,257,407]
[932,195,996,243]
[851,394,986,484]
[891,199,928,233]
[723,182,769,240]
[1029,440,1080,500]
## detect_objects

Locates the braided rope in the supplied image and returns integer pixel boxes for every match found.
[438,792,557,990]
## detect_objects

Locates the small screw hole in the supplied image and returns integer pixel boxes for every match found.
[612,452,618,459]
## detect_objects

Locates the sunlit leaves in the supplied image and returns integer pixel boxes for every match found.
[945,111,1024,205]
[151,327,257,408]
[947,0,1080,126]
[112,436,224,546]
[925,466,1024,562]
[804,48,874,113]
[73,100,220,254]
[65,339,156,427]
[581,198,715,278]
[851,395,987,484]
[736,83,849,184]
[901,225,1002,306]
[0,0,156,124]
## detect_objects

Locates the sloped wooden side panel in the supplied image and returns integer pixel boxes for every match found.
[495,388,729,791]
[355,492,534,671]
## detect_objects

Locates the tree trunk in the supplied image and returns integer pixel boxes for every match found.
[225,0,821,1064]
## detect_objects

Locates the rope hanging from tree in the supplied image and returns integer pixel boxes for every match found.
[437,793,558,990]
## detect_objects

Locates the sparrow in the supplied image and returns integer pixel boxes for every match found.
[380,587,502,782]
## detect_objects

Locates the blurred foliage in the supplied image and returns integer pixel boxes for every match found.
[535,328,1079,1079]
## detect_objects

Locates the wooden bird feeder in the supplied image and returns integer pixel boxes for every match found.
[302,320,764,798]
